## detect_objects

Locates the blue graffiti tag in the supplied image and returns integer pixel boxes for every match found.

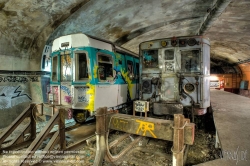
[76,87,88,102]
[60,85,71,96]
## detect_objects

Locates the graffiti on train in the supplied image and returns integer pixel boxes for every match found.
[60,85,71,96]
[0,86,32,109]
[76,87,89,103]
[0,76,39,83]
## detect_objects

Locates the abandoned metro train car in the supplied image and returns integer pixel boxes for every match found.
[134,36,210,121]
[48,33,139,123]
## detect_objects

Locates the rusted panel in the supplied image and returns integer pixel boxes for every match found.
[107,114,195,145]
[153,103,183,115]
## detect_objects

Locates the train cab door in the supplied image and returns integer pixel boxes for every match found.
[59,50,73,106]
[49,53,60,105]
[125,55,137,100]
[71,50,91,123]
[71,51,90,109]
[94,51,118,109]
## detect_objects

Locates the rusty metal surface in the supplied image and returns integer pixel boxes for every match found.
[107,114,195,145]
[153,102,183,115]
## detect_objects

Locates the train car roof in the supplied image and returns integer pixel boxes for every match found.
[52,33,113,52]
[139,35,209,44]
[52,33,138,57]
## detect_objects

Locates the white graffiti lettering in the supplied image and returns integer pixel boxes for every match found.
[220,146,248,165]
[0,86,32,109]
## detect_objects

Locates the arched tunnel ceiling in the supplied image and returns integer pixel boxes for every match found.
[0,0,250,72]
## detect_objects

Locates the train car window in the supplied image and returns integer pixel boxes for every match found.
[181,50,200,72]
[127,60,133,75]
[42,55,46,69]
[61,53,72,81]
[142,50,158,68]
[98,54,113,81]
[52,56,58,81]
[75,53,88,81]
[164,50,174,60]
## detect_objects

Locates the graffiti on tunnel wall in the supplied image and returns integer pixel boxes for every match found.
[0,86,32,109]
[0,76,38,83]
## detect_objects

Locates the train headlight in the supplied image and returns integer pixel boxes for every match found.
[171,39,177,47]
[187,38,197,46]
[161,41,167,47]
[184,83,195,93]
[142,79,152,94]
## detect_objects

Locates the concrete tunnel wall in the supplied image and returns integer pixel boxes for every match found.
[0,74,49,128]
[1,0,250,128]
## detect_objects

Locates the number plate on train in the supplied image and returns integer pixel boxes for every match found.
[134,100,149,112]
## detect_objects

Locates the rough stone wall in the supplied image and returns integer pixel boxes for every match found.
[0,74,49,128]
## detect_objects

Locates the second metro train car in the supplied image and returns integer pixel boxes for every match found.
[134,36,210,121]
[48,33,139,123]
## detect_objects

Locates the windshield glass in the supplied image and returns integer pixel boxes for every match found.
[61,53,72,81]
[52,56,58,81]
[75,53,89,81]
[181,50,200,72]
[97,54,113,81]
[142,50,159,68]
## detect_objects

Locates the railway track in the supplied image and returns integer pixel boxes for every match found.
[0,105,220,166]
[104,131,173,166]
